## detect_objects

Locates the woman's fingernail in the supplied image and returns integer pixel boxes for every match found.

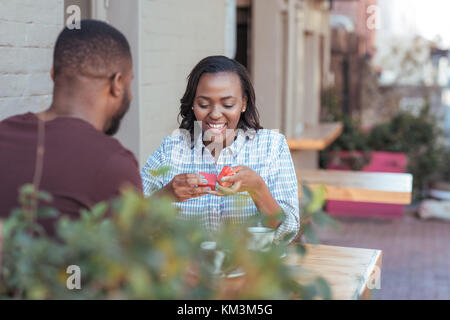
[206,187,211,191]
[221,177,228,181]
[202,179,208,184]
[200,175,205,179]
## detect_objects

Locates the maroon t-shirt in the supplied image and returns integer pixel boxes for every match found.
[0,112,143,232]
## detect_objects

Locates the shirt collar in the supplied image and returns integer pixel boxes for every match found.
[193,128,257,157]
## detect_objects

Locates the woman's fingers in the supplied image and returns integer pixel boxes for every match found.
[194,186,211,194]
[206,190,225,197]
[220,173,237,184]
[186,177,205,187]
[216,180,242,196]
[183,173,206,187]
[220,167,243,184]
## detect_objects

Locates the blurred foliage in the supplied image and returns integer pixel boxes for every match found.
[437,149,450,182]
[367,105,447,199]
[299,185,339,245]
[0,170,334,300]
[320,88,372,171]
[320,88,448,200]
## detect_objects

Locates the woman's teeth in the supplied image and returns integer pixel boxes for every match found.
[208,123,226,129]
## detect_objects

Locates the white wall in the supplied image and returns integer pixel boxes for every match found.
[105,0,141,164]
[0,0,64,120]
[139,0,227,164]
[252,0,330,136]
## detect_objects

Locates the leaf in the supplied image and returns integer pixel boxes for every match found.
[37,191,52,203]
[91,202,108,220]
[295,244,307,256]
[279,231,295,245]
[302,224,319,244]
[275,211,286,222]
[306,185,326,214]
[299,283,317,300]
[149,165,171,177]
[36,207,59,219]
[311,211,338,229]
[301,184,312,204]
[314,277,332,299]
[19,184,35,196]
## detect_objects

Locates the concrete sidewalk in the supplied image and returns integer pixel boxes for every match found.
[315,210,450,299]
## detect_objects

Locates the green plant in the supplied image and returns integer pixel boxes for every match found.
[437,148,450,182]
[320,88,371,170]
[299,185,339,245]
[321,87,447,200]
[0,179,333,300]
[367,105,446,200]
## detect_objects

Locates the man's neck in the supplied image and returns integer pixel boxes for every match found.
[40,93,107,132]
[37,106,103,132]
[41,76,109,132]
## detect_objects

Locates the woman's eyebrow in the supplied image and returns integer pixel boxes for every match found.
[220,96,235,100]
[196,96,236,100]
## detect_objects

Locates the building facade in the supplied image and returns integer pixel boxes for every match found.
[0,0,332,167]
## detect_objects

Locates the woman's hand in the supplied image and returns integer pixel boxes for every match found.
[207,166,283,228]
[164,173,211,202]
[208,166,264,198]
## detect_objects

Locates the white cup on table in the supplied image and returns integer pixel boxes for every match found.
[247,227,275,252]
[200,241,225,275]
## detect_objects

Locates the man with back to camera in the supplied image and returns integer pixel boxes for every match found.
[0,20,142,233]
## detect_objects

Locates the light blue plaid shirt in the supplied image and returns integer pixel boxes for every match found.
[140,128,300,242]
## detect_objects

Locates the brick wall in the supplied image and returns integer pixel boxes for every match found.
[0,0,227,164]
[139,0,226,163]
[331,0,377,57]
[0,0,63,121]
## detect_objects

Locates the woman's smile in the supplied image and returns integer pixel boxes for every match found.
[193,71,247,148]
[206,121,227,133]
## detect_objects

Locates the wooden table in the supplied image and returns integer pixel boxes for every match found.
[287,122,343,169]
[297,169,413,205]
[287,122,344,151]
[285,244,383,300]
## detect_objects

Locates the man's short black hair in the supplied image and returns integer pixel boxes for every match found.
[53,19,131,78]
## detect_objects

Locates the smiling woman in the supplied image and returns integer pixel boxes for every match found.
[140,56,300,242]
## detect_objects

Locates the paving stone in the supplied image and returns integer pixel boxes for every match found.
[314,211,450,299]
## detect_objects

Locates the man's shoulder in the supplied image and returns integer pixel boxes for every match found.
[107,138,138,166]
[0,112,34,127]
[87,135,141,193]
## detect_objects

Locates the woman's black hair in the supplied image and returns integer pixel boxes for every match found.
[178,55,263,136]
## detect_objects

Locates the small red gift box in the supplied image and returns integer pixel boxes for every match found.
[198,172,217,190]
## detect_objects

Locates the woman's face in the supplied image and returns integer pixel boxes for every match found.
[193,72,247,146]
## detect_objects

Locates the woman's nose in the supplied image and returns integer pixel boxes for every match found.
[209,105,223,119]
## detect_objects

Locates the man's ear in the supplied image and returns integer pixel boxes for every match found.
[50,68,55,82]
[110,72,124,97]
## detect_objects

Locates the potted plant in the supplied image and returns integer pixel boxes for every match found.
[0,180,333,300]
[320,92,443,217]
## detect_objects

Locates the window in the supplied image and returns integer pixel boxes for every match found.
[235,1,252,72]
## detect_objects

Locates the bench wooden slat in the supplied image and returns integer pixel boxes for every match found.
[297,169,413,204]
